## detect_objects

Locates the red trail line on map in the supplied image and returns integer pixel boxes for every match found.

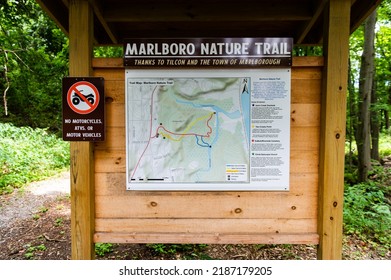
[130,86,158,180]
[152,113,214,139]
[131,86,215,181]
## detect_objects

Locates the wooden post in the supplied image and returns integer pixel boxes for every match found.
[318,0,350,260]
[69,0,95,260]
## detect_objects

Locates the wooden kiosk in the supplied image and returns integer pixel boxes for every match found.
[37,0,381,260]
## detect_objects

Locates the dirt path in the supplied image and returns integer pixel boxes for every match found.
[0,172,71,259]
[0,171,70,228]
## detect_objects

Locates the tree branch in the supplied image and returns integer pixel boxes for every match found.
[1,47,33,116]
[1,49,10,116]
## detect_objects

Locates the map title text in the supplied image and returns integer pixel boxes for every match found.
[123,38,292,68]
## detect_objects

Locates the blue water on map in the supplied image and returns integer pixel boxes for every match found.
[175,99,241,119]
[175,80,251,148]
[174,80,251,180]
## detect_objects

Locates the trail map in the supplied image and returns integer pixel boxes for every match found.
[127,75,250,183]
[126,69,290,191]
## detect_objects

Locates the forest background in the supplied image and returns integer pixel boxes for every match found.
[0,0,390,258]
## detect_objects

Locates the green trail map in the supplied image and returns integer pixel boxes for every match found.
[126,69,290,191]
[127,76,251,186]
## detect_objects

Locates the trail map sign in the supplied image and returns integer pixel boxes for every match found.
[62,77,105,141]
[124,38,291,191]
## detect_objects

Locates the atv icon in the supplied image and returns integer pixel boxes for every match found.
[72,91,95,105]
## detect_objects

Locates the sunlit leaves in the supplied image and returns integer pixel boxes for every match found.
[0,0,68,131]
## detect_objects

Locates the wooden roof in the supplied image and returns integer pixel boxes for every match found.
[36,0,381,45]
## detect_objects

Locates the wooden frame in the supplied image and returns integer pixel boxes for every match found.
[64,0,354,260]
[90,56,321,247]
[69,0,95,260]
[317,0,350,260]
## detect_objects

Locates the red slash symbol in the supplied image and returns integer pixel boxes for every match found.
[67,81,100,114]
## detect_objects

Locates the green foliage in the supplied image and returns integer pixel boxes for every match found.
[344,133,391,247]
[379,133,391,157]
[347,2,391,173]
[0,1,124,133]
[344,180,391,246]
[38,206,48,213]
[54,218,63,227]
[292,46,323,56]
[95,243,114,257]
[146,244,210,259]
[0,123,70,194]
[24,243,47,259]
[0,0,68,132]
[345,132,391,183]
[94,46,123,58]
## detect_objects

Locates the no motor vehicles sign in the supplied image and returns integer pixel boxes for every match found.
[67,81,100,114]
[62,77,105,141]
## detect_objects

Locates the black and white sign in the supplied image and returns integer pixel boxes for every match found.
[62,77,105,142]
[124,38,292,68]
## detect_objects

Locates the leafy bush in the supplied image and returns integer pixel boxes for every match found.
[344,180,391,246]
[146,244,210,259]
[343,138,391,247]
[0,123,69,194]
[24,244,47,259]
[95,243,113,256]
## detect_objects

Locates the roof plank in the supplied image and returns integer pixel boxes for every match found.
[103,1,313,23]
[296,0,328,45]
[88,0,118,44]
[36,0,383,45]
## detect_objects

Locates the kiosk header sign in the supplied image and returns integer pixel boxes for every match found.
[124,38,291,191]
[124,38,292,68]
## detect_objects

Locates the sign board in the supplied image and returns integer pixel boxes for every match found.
[124,38,291,191]
[124,38,292,68]
[62,77,105,141]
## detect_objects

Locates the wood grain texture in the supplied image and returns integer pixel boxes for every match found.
[94,232,319,245]
[317,0,350,260]
[95,218,317,233]
[91,56,323,245]
[69,0,95,260]
[94,173,318,196]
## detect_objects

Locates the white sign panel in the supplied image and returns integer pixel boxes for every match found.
[125,69,290,191]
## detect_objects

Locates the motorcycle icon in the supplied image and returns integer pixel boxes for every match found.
[72,91,95,105]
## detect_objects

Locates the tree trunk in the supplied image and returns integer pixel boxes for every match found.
[348,57,356,169]
[356,9,377,182]
[386,85,391,130]
[370,75,380,161]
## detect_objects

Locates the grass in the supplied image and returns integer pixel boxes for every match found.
[379,133,391,157]
[346,132,391,158]
[0,123,70,194]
